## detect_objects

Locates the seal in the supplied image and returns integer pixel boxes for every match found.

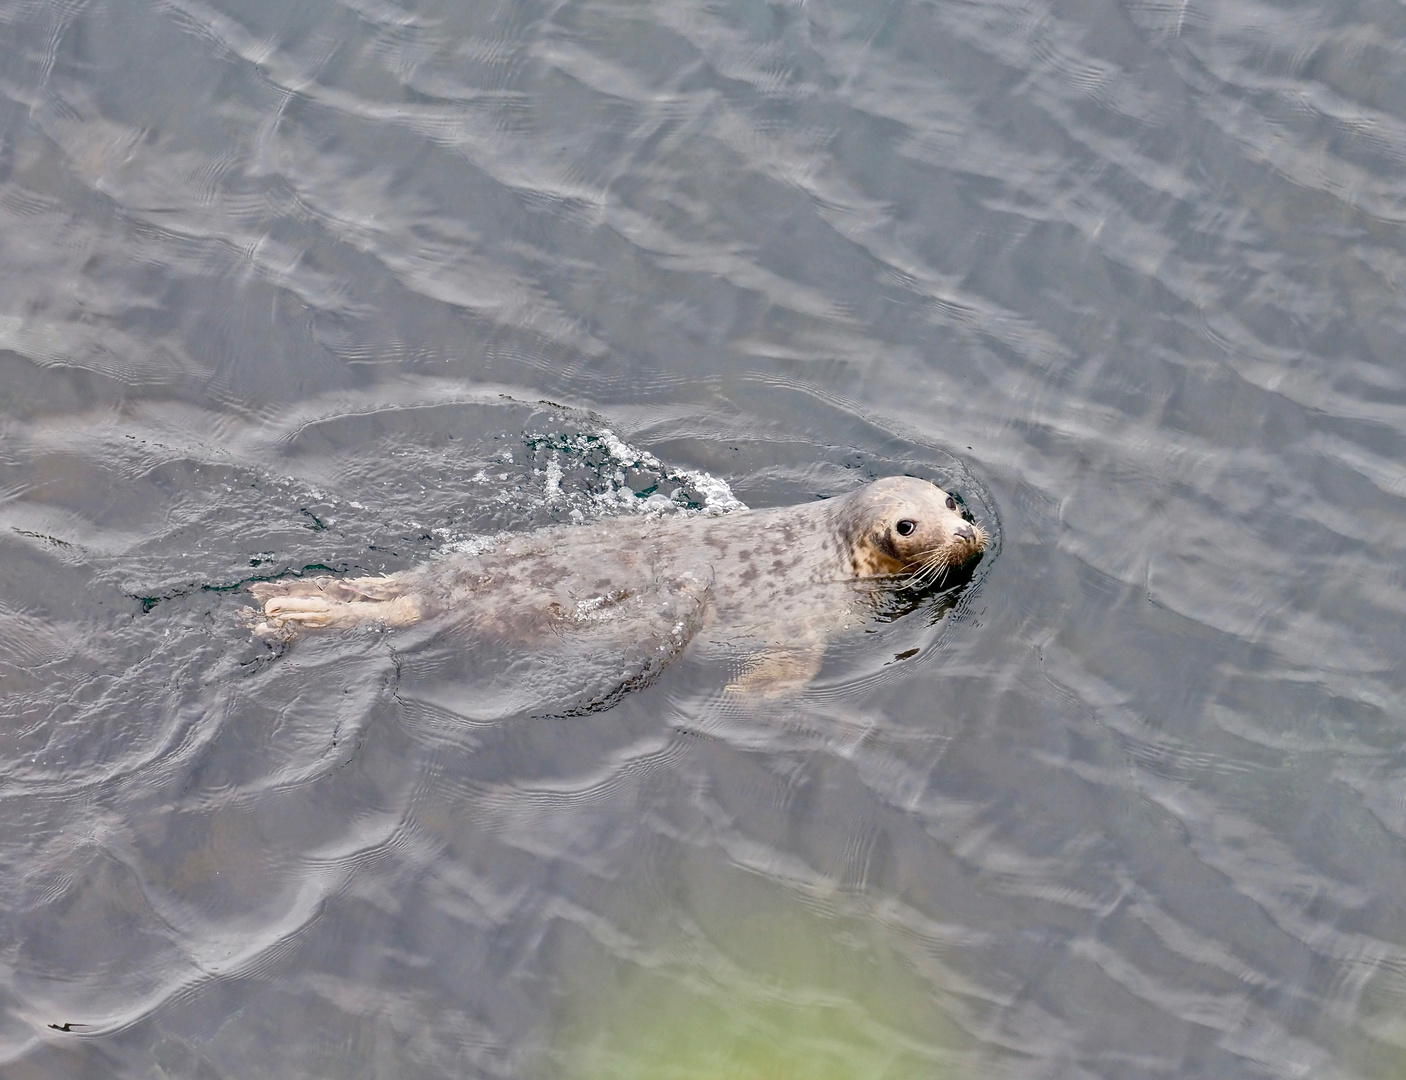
[248,476,986,695]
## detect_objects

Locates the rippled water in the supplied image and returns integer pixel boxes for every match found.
[2,0,1405,1076]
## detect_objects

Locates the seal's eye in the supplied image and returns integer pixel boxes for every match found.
[895,519,916,536]
[945,496,957,511]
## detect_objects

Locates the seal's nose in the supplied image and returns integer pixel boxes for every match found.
[954,523,975,542]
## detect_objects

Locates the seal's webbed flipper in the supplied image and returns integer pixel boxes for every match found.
[249,574,422,635]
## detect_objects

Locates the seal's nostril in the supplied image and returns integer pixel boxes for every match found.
[955,524,975,542]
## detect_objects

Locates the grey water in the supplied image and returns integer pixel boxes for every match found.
[0,0,1403,1076]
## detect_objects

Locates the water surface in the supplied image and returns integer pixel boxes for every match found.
[1,0,1405,1076]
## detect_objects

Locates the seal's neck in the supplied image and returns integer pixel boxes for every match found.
[826,494,906,579]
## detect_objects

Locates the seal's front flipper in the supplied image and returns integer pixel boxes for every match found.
[726,644,826,697]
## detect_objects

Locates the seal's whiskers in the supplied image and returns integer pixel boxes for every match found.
[902,547,959,591]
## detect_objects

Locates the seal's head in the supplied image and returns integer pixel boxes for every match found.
[836,476,986,587]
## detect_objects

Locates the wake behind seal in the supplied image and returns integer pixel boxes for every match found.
[249,476,987,696]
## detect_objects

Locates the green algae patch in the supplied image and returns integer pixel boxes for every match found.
[539,867,970,1080]
[555,974,950,1080]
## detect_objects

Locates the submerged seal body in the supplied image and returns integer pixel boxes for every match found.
[250,476,986,694]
